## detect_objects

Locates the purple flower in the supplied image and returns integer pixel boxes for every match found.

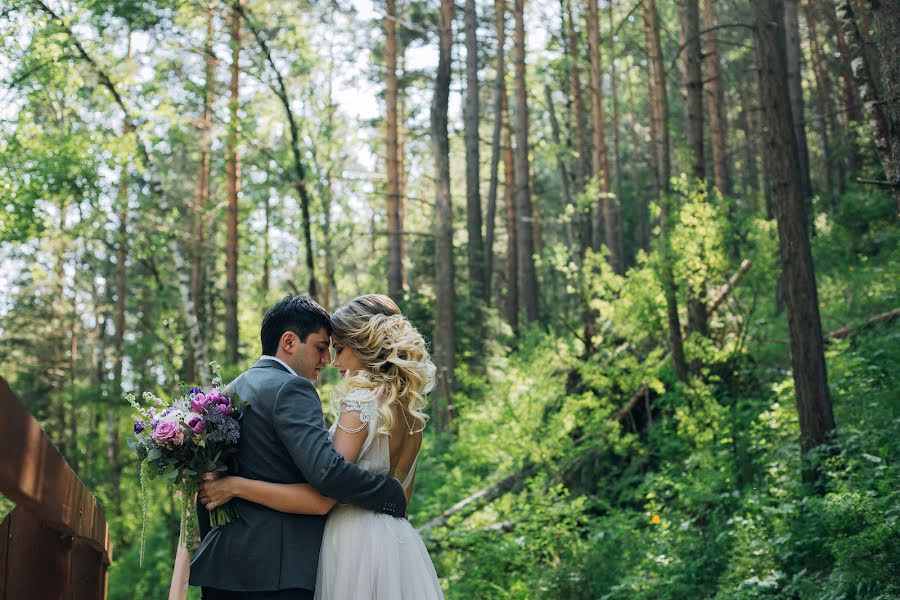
[151,420,185,446]
[215,396,232,415]
[189,387,203,395]
[133,419,145,434]
[190,392,211,413]
[187,416,205,434]
[149,419,160,430]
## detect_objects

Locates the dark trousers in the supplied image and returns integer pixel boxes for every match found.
[202,588,314,600]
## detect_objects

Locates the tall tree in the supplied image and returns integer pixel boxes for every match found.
[512,0,540,322]
[194,6,216,368]
[682,0,710,337]
[464,0,486,303]
[225,3,240,366]
[703,0,731,196]
[785,0,814,201]
[607,0,624,267]
[804,0,842,204]
[502,59,519,333]
[485,0,508,300]
[545,85,575,247]
[431,0,455,432]
[586,0,619,273]
[753,0,835,481]
[643,0,688,382]
[565,0,593,189]
[385,0,404,299]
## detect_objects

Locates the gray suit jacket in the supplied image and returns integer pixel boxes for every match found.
[189,359,407,592]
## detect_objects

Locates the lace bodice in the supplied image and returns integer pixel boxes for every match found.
[328,388,418,491]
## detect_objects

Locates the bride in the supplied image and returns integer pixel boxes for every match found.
[186,294,443,599]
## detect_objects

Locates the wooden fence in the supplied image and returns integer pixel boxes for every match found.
[0,377,111,600]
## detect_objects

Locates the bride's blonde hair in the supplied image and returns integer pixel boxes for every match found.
[331,294,434,434]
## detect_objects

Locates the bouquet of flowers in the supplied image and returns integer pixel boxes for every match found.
[127,364,245,565]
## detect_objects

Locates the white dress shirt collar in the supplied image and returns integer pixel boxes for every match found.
[260,355,298,377]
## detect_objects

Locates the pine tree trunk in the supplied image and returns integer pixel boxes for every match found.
[753,0,835,482]
[386,0,403,300]
[608,0,625,267]
[738,83,760,193]
[625,76,649,251]
[683,0,709,337]
[644,0,687,381]
[804,0,842,205]
[513,0,539,322]
[703,0,732,196]
[502,73,519,333]
[566,0,593,190]
[225,3,240,366]
[785,0,815,201]
[190,10,214,378]
[586,0,618,272]
[545,85,575,248]
[486,0,507,301]
[464,0,486,304]
[398,51,409,289]
[643,0,670,200]
[431,0,456,432]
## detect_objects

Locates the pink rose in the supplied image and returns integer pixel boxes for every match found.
[151,420,185,445]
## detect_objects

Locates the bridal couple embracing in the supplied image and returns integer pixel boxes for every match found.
[169,294,444,599]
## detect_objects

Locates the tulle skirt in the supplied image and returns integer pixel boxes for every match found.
[314,505,444,600]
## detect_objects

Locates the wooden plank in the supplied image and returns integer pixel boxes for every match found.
[0,378,110,561]
[69,539,106,600]
[5,507,68,600]
[0,515,9,600]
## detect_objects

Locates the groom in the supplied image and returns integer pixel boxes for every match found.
[190,295,408,599]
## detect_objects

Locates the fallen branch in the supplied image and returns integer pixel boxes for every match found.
[419,465,536,533]
[826,307,900,341]
[855,177,900,189]
[707,259,752,315]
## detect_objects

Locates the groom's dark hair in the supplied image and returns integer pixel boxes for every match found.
[261,295,332,355]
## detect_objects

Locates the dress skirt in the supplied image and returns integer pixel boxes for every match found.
[313,504,444,599]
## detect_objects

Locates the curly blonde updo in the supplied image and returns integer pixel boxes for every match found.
[331,294,435,434]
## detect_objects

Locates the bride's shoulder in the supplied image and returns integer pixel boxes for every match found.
[335,387,380,422]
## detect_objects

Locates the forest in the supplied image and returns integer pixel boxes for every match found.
[0,0,898,597]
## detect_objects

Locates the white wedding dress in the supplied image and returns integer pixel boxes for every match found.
[313,388,444,600]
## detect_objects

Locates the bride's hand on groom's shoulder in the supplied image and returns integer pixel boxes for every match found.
[199,474,236,510]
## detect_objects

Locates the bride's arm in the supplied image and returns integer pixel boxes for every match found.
[199,476,336,515]
[198,412,369,516]
[167,540,191,600]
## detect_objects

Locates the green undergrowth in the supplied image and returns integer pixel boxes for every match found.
[416,187,899,599]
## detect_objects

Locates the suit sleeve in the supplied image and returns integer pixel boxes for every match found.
[272,377,407,517]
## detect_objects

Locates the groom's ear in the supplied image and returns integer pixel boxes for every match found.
[280,330,297,354]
